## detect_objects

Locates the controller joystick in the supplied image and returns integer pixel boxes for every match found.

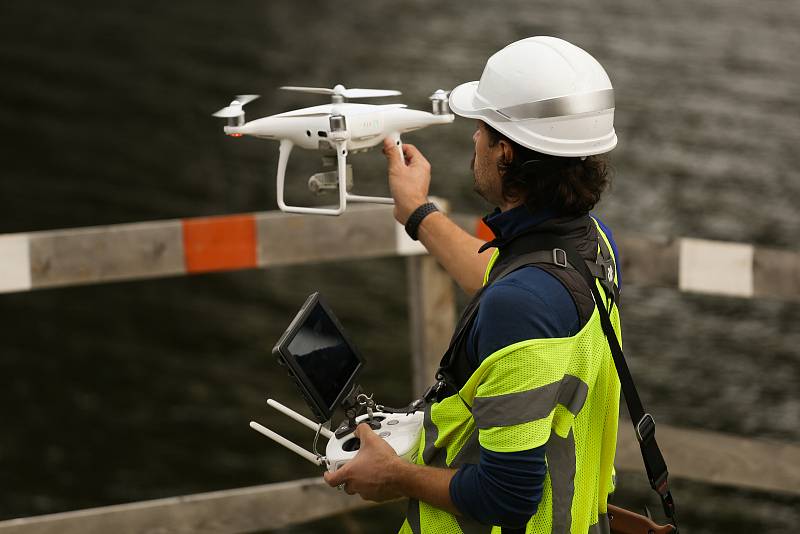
[341,437,360,452]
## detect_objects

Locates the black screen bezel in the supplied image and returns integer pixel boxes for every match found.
[271,292,364,423]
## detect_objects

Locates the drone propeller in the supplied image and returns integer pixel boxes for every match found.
[280,84,401,101]
[280,86,336,96]
[274,103,407,119]
[212,94,260,118]
[338,88,402,99]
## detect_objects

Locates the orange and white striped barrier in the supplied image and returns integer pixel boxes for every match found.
[0,207,798,300]
[0,204,426,294]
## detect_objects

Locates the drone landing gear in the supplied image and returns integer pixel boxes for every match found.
[275,130,401,216]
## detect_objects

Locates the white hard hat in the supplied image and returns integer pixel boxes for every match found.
[449,36,617,157]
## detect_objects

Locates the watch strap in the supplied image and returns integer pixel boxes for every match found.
[404,202,439,241]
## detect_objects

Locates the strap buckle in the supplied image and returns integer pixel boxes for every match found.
[552,248,568,268]
[636,413,656,443]
[604,261,614,283]
[423,380,446,403]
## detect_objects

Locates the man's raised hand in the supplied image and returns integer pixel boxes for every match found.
[383,139,432,225]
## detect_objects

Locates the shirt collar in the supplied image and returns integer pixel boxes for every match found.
[478,205,558,252]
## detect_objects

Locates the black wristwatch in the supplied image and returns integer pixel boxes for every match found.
[404,202,439,241]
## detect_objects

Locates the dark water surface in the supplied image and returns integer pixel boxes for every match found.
[1,1,799,532]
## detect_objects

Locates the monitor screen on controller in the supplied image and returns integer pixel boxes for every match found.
[274,293,364,422]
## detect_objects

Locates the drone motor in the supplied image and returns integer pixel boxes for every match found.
[212,94,260,131]
[430,89,451,115]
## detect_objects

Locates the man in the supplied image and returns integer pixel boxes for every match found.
[324,36,622,534]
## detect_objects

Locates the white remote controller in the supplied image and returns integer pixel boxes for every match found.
[250,399,423,472]
[325,410,423,471]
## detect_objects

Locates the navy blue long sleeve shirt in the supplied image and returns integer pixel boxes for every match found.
[448,206,620,528]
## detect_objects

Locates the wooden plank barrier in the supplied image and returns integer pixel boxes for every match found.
[1,427,798,534]
[454,214,800,301]
[0,208,799,300]
[616,421,800,496]
[0,478,376,534]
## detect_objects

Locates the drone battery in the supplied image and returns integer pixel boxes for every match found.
[272,292,364,423]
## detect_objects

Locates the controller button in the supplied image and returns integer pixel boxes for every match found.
[342,437,361,452]
[387,419,399,426]
[379,431,391,438]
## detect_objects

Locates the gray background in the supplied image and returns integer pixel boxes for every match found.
[0,0,798,532]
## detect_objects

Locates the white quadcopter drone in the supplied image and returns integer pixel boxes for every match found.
[213,85,454,216]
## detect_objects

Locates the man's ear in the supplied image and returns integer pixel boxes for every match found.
[498,139,515,166]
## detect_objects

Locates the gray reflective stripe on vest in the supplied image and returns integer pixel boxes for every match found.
[494,89,615,121]
[422,405,446,467]
[556,374,589,415]
[589,514,611,534]
[406,499,421,534]
[473,375,588,429]
[548,429,577,534]
[449,429,481,469]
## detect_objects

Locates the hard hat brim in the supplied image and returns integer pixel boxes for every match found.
[448,81,485,119]
[449,80,617,157]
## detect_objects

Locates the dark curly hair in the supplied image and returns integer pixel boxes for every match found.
[484,124,612,216]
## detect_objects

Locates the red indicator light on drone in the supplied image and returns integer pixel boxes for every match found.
[229,133,243,137]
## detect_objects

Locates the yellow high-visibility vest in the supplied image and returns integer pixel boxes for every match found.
[400,220,621,534]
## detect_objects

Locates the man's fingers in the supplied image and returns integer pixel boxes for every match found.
[354,422,373,440]
[402,144,430,169]
[323,466,347,487]
[401,143,419,162]
[382,138,404,168]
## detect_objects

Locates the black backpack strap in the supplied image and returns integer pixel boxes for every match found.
[430,250,585,402]
[550,237,678,529]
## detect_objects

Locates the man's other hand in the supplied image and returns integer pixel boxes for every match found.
[322,422,404,502]
[383,138,431,225]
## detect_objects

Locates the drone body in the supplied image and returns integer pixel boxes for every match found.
[213,85,454,215]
